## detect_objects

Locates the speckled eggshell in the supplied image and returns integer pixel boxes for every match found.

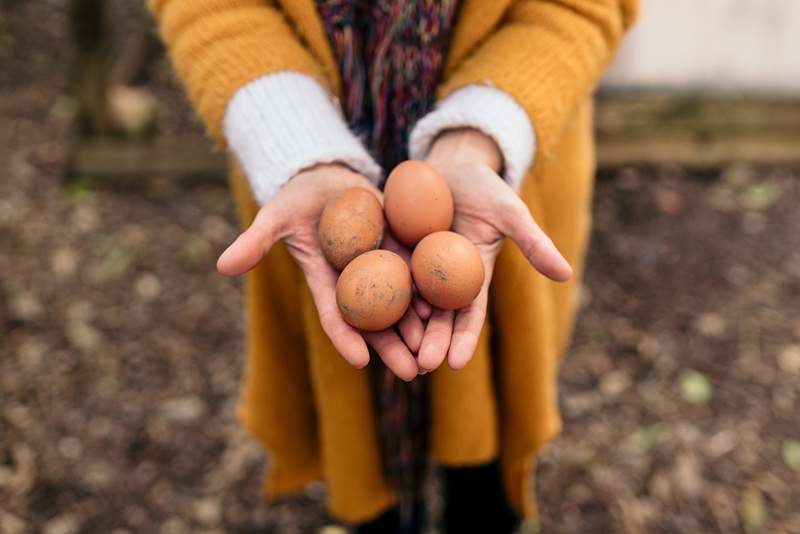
[383,160,453,247]
[411,231,484,310]
[318,187,385,271]
[336,250,412,331]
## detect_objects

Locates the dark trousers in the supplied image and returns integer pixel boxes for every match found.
[354,462,519,534]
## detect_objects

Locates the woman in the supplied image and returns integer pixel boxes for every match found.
[150,0,637,531]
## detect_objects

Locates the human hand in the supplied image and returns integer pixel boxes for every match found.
[217,163,424,381]
[415,129,573,372]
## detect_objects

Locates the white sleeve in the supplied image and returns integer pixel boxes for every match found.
[408,85,536,191]
[223,72,383,206]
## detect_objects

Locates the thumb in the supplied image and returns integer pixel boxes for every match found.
[502,201,573,282]
[217,206,281,276]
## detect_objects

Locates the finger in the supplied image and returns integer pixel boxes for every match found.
[397,305,424,354]
[417,308,454,373]
[303,259,371,369]
[447,255,495,370]
[363,330,418,382]
[413,295,433,321]
[447,286,489,370]
[217,207,280,276]
[502,203,573,282]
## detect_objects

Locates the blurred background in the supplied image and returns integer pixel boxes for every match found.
[1,0,798,532]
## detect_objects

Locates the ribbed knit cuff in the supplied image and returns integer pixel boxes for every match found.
[409,85,536,191]
[223,72,382,206]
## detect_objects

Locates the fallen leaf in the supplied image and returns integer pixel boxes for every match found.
[782,439,800,471]
[739,181,780,211]
[680,369,713,405]
[634,423,668,453]
[693,313,726,339]
[740,487,767,533]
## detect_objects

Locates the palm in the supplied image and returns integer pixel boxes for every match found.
[217,165,423,381]
[415,161,573,371]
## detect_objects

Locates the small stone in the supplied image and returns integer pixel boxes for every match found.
[66,301,94,322]
[42,514,80,534]
[51,247,78,279]
[0,511,26,534]
[180,235,213,265]
[637,335,660,359]
[83,461,114,489]
[124,506,149,527]
[135,461,157,484]
[88,417,113,438]
[600,370,631,397]
[193,498,223,525]
[65,320,101,351]
[742,212,767,235]
[161,396,205,422]
[566,483,593,504]
[18,339,47,370]
[135,273,162,302]
[704,430,737,458]
[777,345,800,374]
[160,518,189,534]
[655,188,684,215]
[693,313,726,339]
[71,205,99,233]
[708,186,738,212]
[201,215,235,244]
[673,454,703,498]
[50,95,79,122]
[11,292,43,321]
[108,84,157,135]
[649,471,672,502]
[57,436,83,461]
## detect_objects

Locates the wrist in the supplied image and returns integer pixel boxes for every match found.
[426,128,503,173]
[295,161,353,178]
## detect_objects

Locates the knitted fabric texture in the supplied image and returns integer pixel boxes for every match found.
[315,0,459,518]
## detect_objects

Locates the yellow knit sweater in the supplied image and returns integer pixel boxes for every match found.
[150,0,638,523]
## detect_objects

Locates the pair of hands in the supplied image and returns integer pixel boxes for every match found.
[217,129,572,381]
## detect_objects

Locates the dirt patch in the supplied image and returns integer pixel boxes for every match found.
[1,1,799,532]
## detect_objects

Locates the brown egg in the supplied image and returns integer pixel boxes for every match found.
[383,160,453,246]
[336,250,412,331]
[411,231,484,310]
[319,187,385,271]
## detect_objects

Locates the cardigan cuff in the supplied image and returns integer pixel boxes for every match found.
[223,72,382,206]
[408,85,536,191]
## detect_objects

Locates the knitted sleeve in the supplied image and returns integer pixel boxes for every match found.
[148,0,330,143]
[440,0,639,162]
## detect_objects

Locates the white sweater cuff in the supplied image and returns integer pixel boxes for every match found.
[408,85,536,191]
[223,72,382,206]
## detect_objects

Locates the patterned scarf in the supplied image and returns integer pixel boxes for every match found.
[315,0,459,521]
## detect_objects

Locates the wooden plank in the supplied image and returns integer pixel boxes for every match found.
[597,136,800,168]
[594,92,800,167]
[72,94,800,178]
[73,138,227,177]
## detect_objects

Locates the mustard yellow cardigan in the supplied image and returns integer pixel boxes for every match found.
[150,0,638,523]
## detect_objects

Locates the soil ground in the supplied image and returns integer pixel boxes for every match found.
[1,1,799,532]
